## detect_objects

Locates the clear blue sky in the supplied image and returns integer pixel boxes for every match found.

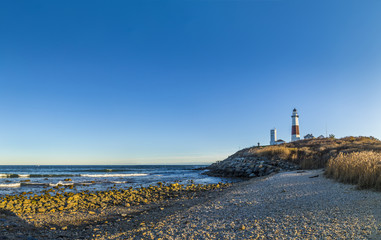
[1,0,381,165]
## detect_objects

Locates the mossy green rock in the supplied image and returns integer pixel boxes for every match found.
[0,182,231,215]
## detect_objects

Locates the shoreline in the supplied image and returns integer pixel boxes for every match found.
[1,170,380,239]
[0,164,225,197]
[0,182,231,239]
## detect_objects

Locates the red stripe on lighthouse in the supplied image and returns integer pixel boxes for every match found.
[292,125,299,135]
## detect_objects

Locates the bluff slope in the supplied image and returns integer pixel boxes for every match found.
[207,136,381,178]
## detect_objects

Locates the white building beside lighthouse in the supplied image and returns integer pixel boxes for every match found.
[270,128,286,145]
[291,108,300,141]
[270,128,277,145]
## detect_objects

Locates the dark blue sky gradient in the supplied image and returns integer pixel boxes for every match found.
[1,1,381,164]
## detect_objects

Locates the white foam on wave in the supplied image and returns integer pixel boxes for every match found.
[0,183,21,188]
[18,174,30,178]
[0,173,30,178]
[111,181,128,184]
[49,181,74,187]
[80,173,148,178]
[78,182,93,185]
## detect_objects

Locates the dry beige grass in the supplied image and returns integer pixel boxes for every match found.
[226,136,381,191]
[325,151,381,190]
[244,136,381,169]
[253,146,298,160]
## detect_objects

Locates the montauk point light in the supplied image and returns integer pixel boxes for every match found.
[291,108,300,142]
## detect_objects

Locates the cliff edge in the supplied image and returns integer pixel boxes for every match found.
[207,136,381,178]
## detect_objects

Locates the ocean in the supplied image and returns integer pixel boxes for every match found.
[0,165,234,196]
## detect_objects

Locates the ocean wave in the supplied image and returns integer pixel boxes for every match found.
[73,169,127,173]
[80,173,148,178]
[0,174,23,178]
[0,173,79,178]
[29,174,79,178]
[110,181,128,184]
[18,174,30,178]
[0,183,21,188]
[49,181,75,187]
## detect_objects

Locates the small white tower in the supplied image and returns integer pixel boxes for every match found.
[291,108,300,141]
[270,128,277,145]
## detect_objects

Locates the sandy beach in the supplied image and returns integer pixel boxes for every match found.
[1,169,380,239]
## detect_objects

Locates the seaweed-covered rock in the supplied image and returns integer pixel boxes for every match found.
[0,182,231,215]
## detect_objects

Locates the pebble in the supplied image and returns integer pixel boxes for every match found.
[1,170,380,239]
[120,170,381,239]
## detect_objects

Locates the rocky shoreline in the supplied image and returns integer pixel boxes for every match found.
[0,183,230,239]
[0,182,230,216]
[206,154,299,178]
[1,170,380,239]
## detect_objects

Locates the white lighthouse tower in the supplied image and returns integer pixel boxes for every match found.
[270,128,277,145]
[291,108,300,141]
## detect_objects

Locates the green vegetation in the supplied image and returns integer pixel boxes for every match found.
[0,182,230,215]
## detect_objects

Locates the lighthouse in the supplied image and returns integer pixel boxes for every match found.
[291,108,300,141]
